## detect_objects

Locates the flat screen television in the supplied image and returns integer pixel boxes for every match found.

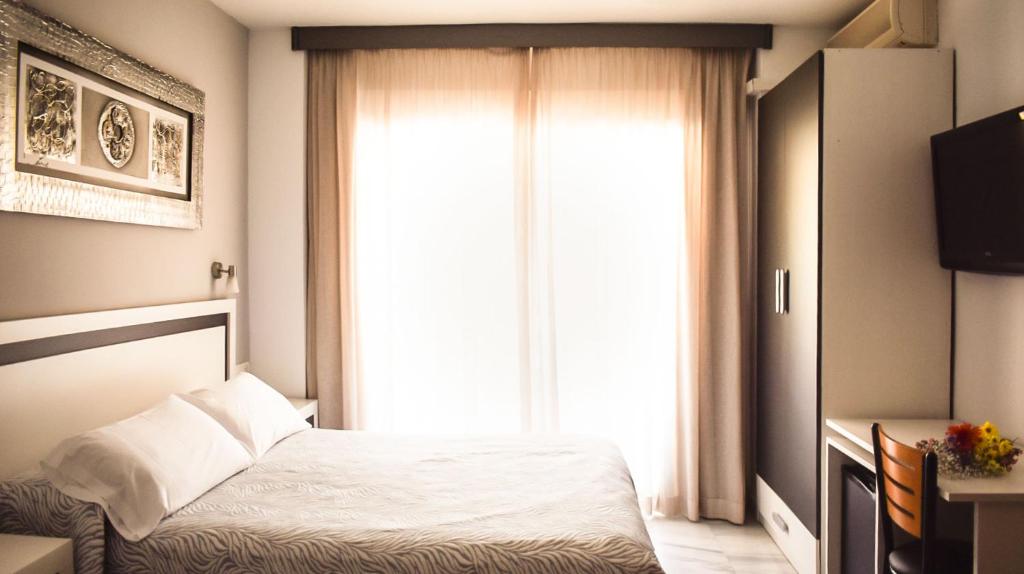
[931,105,1024,274]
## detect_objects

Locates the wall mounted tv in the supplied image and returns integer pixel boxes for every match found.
[931,105,1024,274]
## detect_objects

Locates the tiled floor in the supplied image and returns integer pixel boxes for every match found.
[647,517,796,574]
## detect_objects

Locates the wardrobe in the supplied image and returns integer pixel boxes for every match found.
[755,49,953,574]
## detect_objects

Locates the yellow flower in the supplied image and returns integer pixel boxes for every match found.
[975,439,994,459]
[998,440,1014,457]
[980,421,1000,439]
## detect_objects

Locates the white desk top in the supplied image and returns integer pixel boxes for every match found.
[826,418,1024,503]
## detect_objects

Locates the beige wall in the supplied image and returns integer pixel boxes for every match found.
[0,0,251,361]
[937,0,1024,438]
[248,29,306,397]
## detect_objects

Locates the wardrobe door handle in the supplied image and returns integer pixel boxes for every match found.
[781,269,790,314]
[774,269,781,314]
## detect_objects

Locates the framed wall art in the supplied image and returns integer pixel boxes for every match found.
[0,0,204,229]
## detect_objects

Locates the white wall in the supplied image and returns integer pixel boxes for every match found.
[755,26,836,92]
[937,0,1024,438]
[3,0,251,361]
[247,29,307,397]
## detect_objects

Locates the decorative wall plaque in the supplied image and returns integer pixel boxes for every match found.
[151,117,185,187]
[98,100,135,168]
[23,64,76,161]
[0,0,205,228]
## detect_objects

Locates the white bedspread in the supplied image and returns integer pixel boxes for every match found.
[108,429,664,573]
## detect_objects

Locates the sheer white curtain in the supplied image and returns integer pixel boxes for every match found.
[349,49,531,433]
[309,47,752,523]
[530,48,702,517]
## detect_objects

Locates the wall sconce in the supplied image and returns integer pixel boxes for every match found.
[211,261,240,295]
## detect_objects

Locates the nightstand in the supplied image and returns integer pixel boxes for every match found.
[288,398,319,428]
[0,533,73,574]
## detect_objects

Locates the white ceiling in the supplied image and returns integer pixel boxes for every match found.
[211,0,871,30]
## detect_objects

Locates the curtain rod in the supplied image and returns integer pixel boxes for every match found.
[291,23,772,51]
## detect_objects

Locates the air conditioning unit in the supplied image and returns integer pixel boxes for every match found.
[828,0,937,48]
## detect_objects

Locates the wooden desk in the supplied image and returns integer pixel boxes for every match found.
[824,418,1024,574]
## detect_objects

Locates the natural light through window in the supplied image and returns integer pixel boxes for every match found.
[348,47,708,513]
[353,67,524,434]
[542,116,687,501]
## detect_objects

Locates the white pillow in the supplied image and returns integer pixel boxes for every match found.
[40,395,253,541]
[178,372,309,458]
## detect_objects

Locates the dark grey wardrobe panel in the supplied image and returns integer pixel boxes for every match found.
[756,53,821,536]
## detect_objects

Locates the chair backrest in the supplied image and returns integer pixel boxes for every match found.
[872,423,939,569]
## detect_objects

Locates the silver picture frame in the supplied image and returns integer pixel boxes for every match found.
[0,0,205,229]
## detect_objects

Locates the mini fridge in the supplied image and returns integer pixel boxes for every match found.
[842,465,877,574]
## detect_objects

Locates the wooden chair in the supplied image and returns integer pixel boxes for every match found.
[872,423,972,574]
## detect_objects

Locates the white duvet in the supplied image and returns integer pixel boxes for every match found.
[108,429,664,573]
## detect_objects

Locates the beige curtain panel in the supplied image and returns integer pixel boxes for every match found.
[306,47,753,523]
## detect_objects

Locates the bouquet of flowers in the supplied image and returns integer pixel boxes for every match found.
[915,421,1021,479]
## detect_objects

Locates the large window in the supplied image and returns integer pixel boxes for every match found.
[309,46,754,519]
[349,48,699,504]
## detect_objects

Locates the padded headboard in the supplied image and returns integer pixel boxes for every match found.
[0,299,236,477]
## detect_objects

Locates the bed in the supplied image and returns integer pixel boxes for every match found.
[0,300,663,573]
